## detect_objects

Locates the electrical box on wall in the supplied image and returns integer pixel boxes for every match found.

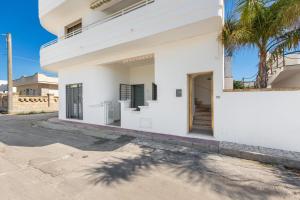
[176,89,182,97]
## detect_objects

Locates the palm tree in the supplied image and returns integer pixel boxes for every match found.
[220,0,300,88]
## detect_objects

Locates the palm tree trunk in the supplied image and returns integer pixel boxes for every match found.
[258,50,268,88]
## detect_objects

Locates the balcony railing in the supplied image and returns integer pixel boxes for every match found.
[268,52,300,76]
[41,0,155,49]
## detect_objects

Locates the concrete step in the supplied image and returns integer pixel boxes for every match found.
[194,115,211,121]
[195,101,203,105]
[195,104,211,108]
[193,118,211,123]
[192,125,212,131]
[194,112,211,117]
[195,108,211,112]
[193,120,212,126]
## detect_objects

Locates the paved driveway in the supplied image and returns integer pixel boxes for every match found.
[0,113,299,200]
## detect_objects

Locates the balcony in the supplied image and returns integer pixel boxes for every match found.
[39,0,65,17]
[41,0,155,49]
[268,53,300,88]
[40,0,224,71]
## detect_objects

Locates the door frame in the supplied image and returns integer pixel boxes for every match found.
[188,71,214,134]
[66,83,83,120]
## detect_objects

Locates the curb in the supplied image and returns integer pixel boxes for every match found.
[45,118,300,170]
[219,142,300,170]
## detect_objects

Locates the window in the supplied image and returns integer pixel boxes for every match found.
[65,19,82,38]
[66,83,83,120]
[119,84,131,101]
[152,83,157,100]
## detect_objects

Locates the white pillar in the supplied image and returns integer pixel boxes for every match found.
[224,56,233,90]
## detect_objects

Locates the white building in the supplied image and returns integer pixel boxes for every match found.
[13,73,59,97]
[0,80,7,93]
[39,0,300,152]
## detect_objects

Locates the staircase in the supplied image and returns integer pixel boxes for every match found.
[192,100,212,133]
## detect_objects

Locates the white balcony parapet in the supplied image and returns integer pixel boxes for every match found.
[41,0,155,49]
[267,52,300,86]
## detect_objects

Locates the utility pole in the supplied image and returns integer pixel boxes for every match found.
[6,33,13,114]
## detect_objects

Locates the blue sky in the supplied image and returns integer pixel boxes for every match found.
[0,1,55,80]
[0,1,258,81]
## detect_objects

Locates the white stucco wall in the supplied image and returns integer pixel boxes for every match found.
[215,91,300,152]
[59,65,129,125]
[120,33,300,152]
[57,30,300,152]
[59,63,155,124]
[129,65,154,102]
[121,32,223,136]
[46,0,300,153]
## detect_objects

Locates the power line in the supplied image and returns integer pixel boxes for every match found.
[13,56,39,63]
[0,54,39,63]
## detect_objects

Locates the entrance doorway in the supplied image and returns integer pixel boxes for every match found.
[131,84,145,109]
[66,83,83,120]
[188,72,213,135]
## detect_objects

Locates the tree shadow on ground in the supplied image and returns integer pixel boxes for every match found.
[86,148,159,185]
[86,147,299,200]
[87,135,135,152]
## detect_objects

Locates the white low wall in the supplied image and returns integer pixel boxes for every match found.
[121,89,300,152]
[215,90,300,152]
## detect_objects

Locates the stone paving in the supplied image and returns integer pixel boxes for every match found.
[0,113,299,200]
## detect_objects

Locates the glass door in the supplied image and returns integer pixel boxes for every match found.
[66,83,83,120]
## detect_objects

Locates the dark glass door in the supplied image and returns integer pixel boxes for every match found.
[66,83,83,120]
[131,84,144,108]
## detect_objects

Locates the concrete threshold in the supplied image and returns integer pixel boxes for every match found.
[45,118,300,170]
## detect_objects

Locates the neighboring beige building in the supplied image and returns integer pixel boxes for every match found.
[0,73,59,113]
[14,73,58,96]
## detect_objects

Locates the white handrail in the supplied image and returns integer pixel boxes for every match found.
[41,0,155,49]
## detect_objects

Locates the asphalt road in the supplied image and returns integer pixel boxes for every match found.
[0,113,299,200]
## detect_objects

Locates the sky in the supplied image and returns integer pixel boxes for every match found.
[225,0,259,81]
[0,1,55,80]
[0,1,259,81]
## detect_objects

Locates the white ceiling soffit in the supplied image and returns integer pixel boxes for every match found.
[90,0,121,10]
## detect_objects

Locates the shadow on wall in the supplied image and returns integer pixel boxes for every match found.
[85,147,299,200]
